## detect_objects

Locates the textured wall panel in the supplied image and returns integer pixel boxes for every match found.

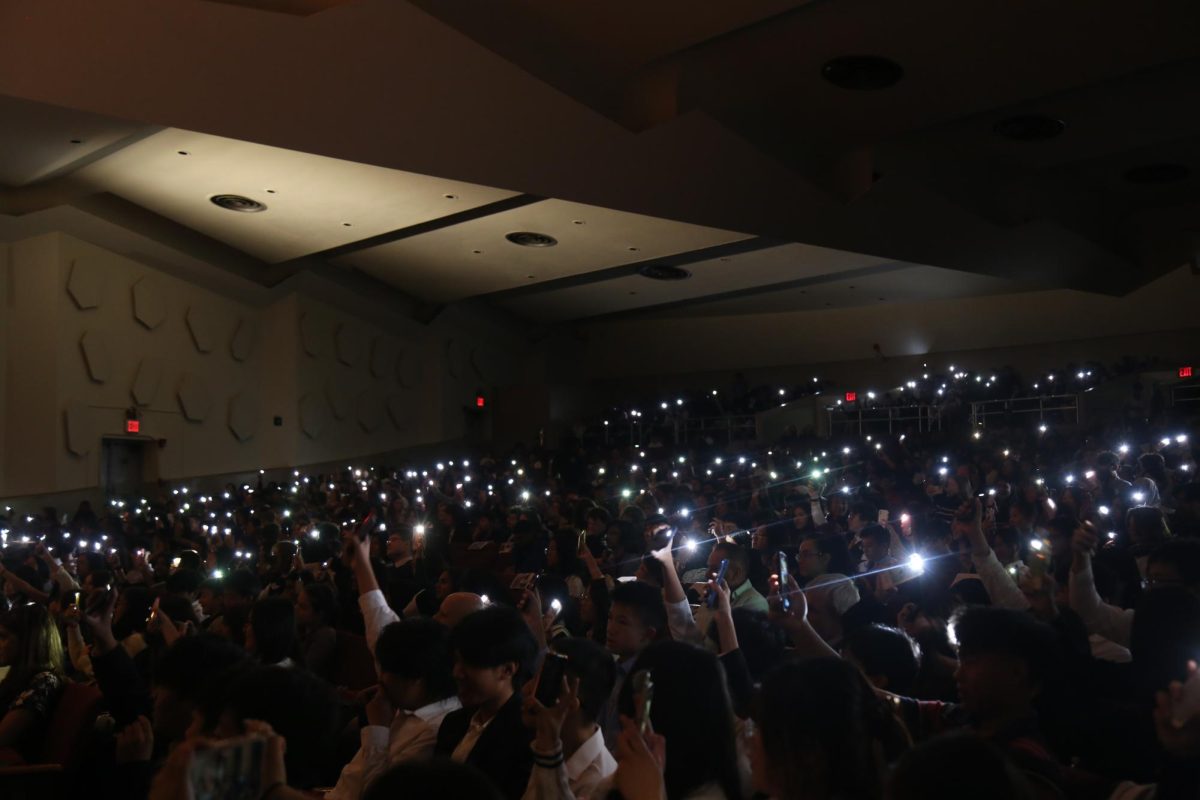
[131,357,164,406]
[386,393,408,429]
[396,348,421,388]
[132,276,167,329]
[230,318,258,362]
[228,392,258,441]
[63,402,92,456]
[299,312,328,358]
[176,373,214,422]
[335,323,364,366]
[356,389,385,432]
[66,259,103,310]
[325,378,350,420]
[79,330,111,383]
[370,336,395,379]
[299,393,328,439]
[185,307,217,353]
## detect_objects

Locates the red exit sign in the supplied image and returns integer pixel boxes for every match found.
[126,419,140,434]
[1181,366,1194,379]
[845,392,857,403]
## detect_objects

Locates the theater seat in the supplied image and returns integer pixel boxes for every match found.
[332,630,377,691]
[0,680,103,800]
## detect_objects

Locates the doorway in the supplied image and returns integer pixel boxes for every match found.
[101,438,148,497]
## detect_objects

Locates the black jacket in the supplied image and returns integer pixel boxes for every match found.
[434,692,533,800]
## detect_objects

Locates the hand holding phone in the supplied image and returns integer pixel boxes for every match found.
[707,559,729,608]
[777,552,791,613]
[632,669,654,734]
[186,734,267,800]
[534,652,570,708]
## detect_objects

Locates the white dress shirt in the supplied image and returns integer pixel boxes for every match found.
[523,727,616,800]
[327,695,461,800]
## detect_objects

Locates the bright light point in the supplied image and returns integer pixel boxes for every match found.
[415,525,426,536]
[1132,492,1144,503]
[621,489,632,499]
[938,467,948,476]
[1065,475,1075,484]
[212,569,223,579]
[779,389,786,396]
[679,508,690,518]
[770,471,778,480]
[738,457,746,464]
[908,553,926,574]
[1035,478,1044,486]
[1099,506,1110,516]
[1161,438,1171,447]
[521,491,531,501]
[480,594,490,606]
[1177,434,1188,443]
[685,538,697,552]
[842,486,852,494]
[714,457,723,465]
[1039,424,1048,433]
[843,447,851,455]
[867,391,877,400]
[598,468,606,475]
[811,470,822,479]
[550,599,562,613]
[900,513,910,524]
[875,443,882,450]
[1118,444,1130,454]
[972,431,981,440]
[1030,539,1044,552]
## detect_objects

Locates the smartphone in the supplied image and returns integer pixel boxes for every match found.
[707,558,730,608]
[187,734,266,800]
[632,669,654,734]
[877,510,889,525]
[535,652,570,707]
[777,552,790,613]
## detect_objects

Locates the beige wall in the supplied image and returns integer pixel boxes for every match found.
[0,233,523,498]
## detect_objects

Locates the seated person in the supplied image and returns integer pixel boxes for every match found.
[0,602,65,763]
[435,605,538,800]
[328,618,461,800]
[522,637,617,798]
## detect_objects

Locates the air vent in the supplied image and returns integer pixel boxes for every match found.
[637,264,692,281]
[993,115,1066,142]
[210,194,267,213]
[1123,164,1191,184]
[505,231,557,247]
[821,56,903,90]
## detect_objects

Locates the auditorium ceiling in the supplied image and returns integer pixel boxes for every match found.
[0,0,1198,328]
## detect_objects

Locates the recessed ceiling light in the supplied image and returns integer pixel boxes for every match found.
[177,150,190,156]
[637,264,692,281]
[993,114,1066,142]
[821,56,903,90]
[210,194,267,213]
[572,220,585,225]
[69,139,83,145]
[265,189,276,194]
[1123,163,1191,184]
[343,222,353,227]
[444,194,458,200]
[506,232,557,247]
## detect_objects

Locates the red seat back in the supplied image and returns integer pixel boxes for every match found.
[40,681,102,770]
[332,631,377,691]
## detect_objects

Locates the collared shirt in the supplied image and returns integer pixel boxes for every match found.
[523,727,616,800]
[328,695,461,800]
[451,707,498,762]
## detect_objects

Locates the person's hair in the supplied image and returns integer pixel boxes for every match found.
[157,593,200,628]
[1131,585,1200,698]
[585,507,611,526]
[1127,505,1170,545]
[0,603,65,709]
[224,568,261,599]
[860,524,890,548]
[548,637,616,723]
[1148,538,1200,587]
[849,501,877,521]
[810,533,854,576]
[755,658,889,800]
[221,665,341,789]
[250,596,298,665]
[842,623,922,694]
[549,528,585,579]
[363,757,502,800]
[609,580,667,634]
[711,540,750,574]
[166,568,204,596]
[113,585,155,639]
[300,583,339,629]
[152,633,249,704]
[1008,498,1036,524]
[889,732,1034,800]
[450,605,537,686]
[375,619,457,701]
[1139,452,1168,483]
[619,641,741,800]
[727,608,787,683]
[951,606,1059,687]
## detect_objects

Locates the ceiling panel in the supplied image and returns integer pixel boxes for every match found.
[0,96,148,187]
[340,199,750,304]
[494,242,888,322]
[76,128,519,263]
[658,265,1019,317]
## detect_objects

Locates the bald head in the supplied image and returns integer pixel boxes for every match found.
[435,592,485,628]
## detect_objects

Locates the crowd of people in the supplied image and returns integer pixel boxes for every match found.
[1,392,1198,799]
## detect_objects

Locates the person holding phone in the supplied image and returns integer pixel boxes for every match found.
[521,638,617,799]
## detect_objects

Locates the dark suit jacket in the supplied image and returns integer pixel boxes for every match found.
[435,693,533,800]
